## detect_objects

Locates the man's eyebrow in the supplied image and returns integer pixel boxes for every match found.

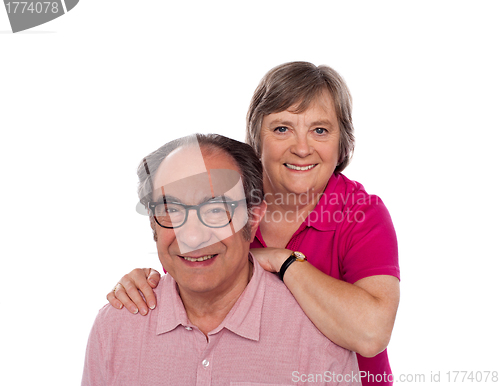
[207,194,235,202]
[153,194,180,203]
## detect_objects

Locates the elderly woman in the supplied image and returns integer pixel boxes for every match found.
[108,62,400,386]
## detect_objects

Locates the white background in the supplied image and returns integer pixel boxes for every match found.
[1,1,499,384]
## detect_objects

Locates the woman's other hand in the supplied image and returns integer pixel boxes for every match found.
[250,248,291,273]
[106,268,161,315]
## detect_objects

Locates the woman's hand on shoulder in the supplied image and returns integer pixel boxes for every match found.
[250,248,292,273]
[106,268,161,315]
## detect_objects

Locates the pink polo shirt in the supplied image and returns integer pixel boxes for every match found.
[251,173,400,386]
[82,254,361,385]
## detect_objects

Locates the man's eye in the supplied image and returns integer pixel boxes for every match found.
[314,128,327,134]
[274,126,288,133]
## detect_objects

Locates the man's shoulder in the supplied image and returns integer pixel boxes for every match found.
[259,270,351,354]
[260,269,297,303]
[260,271,323,330]
[93,278,167,333]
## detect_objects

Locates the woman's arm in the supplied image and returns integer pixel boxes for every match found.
[106,268,161,315]
[251,247,400,358]
[106,252,399,356]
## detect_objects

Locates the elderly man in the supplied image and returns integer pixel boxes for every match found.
[82,134,360,385]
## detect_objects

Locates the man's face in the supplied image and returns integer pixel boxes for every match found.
[151,145,263,297]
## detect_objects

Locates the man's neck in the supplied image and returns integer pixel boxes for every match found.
[178,260,254,337]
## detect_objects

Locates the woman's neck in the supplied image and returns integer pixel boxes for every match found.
[259,188,324,248]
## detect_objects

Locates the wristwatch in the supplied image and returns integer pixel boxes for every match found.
[279,251,307,281]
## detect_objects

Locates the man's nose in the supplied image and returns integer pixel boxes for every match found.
[174,209,213,253]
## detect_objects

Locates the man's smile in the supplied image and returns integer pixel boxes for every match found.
[179,254,217,262]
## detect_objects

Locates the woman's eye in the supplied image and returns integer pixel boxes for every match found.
[314,128,327,134]
[274,126,288,133]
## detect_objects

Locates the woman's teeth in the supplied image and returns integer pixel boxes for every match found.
[182,254,216,262]
[285,163,316,171]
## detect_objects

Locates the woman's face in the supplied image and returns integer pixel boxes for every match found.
[260,91,340,199]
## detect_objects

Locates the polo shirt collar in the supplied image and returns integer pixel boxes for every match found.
[156,274,190,335]
[156,253,264,342]
[217,253,264,341]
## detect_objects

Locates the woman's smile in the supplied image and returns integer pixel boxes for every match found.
[260,90,340,197]
[284,163,318,171]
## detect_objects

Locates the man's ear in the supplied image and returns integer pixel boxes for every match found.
[149,216,158,242]
[247,201,267,242]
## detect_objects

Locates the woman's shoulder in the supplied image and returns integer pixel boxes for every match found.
[334,173,370,195]
[324,173,386,212]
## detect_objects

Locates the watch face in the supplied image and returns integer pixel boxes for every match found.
[294,251,306,261]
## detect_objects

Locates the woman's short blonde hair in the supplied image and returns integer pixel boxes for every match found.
[246,62,355,173]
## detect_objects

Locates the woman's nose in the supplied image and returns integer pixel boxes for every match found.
[290,134,313,158]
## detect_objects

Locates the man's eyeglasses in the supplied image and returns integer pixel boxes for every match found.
[148,199,246,229]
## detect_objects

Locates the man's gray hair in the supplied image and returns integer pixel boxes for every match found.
[137,134,264,241]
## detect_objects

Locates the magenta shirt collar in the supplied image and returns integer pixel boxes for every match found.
[305,172,343,231]
[255,173,343,247]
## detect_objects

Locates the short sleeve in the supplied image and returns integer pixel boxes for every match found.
[337,194,400,285]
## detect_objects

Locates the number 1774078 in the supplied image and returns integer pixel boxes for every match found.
[5,2,60,14]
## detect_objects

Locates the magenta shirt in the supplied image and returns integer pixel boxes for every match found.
[251,173,400,386]
[83,254,361,385]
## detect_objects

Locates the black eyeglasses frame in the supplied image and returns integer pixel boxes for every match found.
[148,199,246,229]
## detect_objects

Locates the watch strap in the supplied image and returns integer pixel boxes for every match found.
[279,251,306,281]
[279,255,297,281]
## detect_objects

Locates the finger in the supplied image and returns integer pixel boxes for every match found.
[106,290,124,310]
[146,269,161,288]
[143,269,160,310]
[119,268,155,315]
[114,282,145,315]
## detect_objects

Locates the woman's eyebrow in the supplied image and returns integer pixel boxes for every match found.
[266,119,295,126]
[310,120,334,127]
[266,118,334,127]
[154,194,236,204]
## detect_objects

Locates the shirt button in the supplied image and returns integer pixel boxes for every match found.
[185,326,192,330]
[202,359,209,368]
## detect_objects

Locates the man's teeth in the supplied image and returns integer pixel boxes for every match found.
[285,163,316,171]
[182,254,216,262]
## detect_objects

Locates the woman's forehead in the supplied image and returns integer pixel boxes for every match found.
[276,89,335,115]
